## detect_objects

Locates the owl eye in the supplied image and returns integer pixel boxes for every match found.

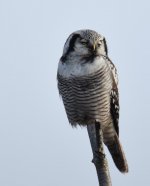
[97,43,101,47]
[97,42,102,47]
[80,40,88,45]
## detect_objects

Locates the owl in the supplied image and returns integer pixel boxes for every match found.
[57,29,128,173]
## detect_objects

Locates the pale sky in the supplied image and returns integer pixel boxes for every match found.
[0,0,150,185]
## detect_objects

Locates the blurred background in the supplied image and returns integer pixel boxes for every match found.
[0,0,150,185]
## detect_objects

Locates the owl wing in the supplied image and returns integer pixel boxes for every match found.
[108,59,119,136]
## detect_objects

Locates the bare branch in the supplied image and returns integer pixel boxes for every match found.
[87,122,112,186]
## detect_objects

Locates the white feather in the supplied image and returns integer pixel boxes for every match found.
[58,56,106,78]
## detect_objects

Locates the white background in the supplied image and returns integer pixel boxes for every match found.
[0,0,150,185]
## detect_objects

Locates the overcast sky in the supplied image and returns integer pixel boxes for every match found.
[0,0,150,185]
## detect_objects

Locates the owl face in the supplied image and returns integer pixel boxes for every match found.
[62,30,108,62]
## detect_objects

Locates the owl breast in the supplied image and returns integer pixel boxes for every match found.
[57,57,112,127]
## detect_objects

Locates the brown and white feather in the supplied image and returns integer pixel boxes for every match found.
[57,29,128,173]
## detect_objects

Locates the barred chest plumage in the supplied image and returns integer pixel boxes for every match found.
[57,30,129,174]
[57,56,113,127]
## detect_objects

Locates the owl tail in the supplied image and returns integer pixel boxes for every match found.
[106,134,129,173]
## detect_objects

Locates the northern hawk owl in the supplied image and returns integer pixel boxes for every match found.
[57,29,128,173]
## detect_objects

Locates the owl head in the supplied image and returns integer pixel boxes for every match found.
[61,29,108,62]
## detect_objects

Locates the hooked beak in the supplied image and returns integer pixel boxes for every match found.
[90,40,97,52]
[90,41,97,54]
[88,40,99,57]
[93,43,96,51]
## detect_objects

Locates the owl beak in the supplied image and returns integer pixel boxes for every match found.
[89,41,97,54]
[93,44,96,51]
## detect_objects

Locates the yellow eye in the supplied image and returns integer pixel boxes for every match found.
[97,41,102,47]
[97,43,101,47]
[81,40,88,45]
